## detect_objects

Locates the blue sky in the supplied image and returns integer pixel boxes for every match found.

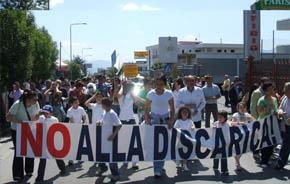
[32,0,290,69]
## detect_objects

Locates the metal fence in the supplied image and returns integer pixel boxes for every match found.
[246,60,290,94]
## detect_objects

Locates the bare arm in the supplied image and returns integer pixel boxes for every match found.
[43,88,51,96]
[6,113,21,124]
[144,99,152,123]
[168,98,175,129]
[82,115,86,124]
[108,125,122,141]
[84,94,95,108]
[69,117,74,123]
[114,86,123,99]
[131,93,146,104]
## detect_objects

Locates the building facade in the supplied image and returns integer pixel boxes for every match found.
[146,37,245,82]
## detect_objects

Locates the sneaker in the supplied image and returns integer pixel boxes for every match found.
[221,171,229,176]
[59,169,67,176]
[154,172,162,179]
[260,164,269,168]
[96,166,108,176]
[35,177,43,183]
[236,164,243,171]
[132,163,139,170]
[13,177,23,182]
[182,164,189,171]
[253,154,260,161]
[68,160,74,166]
[26,172,33,177]
[110,175,120,182]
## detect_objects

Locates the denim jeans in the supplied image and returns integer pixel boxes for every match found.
[153,161,165,175]
[151,113,169,175]
[205,104,218,128]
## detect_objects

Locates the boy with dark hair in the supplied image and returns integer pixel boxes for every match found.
[97,97,122,182]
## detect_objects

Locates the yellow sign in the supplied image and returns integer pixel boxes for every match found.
[123,64,139,77]
[134,51,149,59]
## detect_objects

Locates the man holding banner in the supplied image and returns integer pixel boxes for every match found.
[144,75,175,178]
[6,90,40,182]
[177,75,206,128]
[257,82,279,167]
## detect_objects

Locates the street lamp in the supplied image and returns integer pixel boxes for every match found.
[69,22,87,62]
[83,54,92,76]
[82,47,92,60]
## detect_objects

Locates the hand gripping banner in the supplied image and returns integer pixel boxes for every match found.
[16,116,282,162]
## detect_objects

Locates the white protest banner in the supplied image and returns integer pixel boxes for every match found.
[16,116,281,162]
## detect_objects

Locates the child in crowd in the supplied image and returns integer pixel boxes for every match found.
[67,96,87,165]
[174,106,195,171]
[85,90,104,124]
[67,96,87,124]
[35,105,66,183]
[97,97,122,182]
[213,110,229,176]
[231,102,255,171]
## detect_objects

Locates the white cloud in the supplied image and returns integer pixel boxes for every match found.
[140,4,160,11]
[50,0,64,8]
[122,2,139,11]
[121,2,160,12]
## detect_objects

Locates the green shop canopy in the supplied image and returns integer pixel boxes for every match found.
[254,0,290,10]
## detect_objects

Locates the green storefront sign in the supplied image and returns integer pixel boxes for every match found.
[255,0,290,10]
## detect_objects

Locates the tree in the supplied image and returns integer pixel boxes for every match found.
[68,61,82,80]
[0,10,34,90]
[107,67,118,78]
[151,62,163,71]
[31,27,58,81]
[1,0,49,10]
[73,55,86,75]
[170,64,180,78]
[0,10,58,89]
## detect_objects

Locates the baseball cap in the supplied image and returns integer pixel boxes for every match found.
[41,105,53,113]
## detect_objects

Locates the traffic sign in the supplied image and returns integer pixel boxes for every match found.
[164,63,172,73]
[123,64,139,78]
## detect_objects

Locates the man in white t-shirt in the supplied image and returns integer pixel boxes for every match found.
[67,97,87,165]
[144,75,175,178]
[177,75,206,128]
[35,105,66,182]
[67,97,87,124]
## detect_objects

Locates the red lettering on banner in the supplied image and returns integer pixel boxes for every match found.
[21,123,43,157]
[47,124,71,158]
